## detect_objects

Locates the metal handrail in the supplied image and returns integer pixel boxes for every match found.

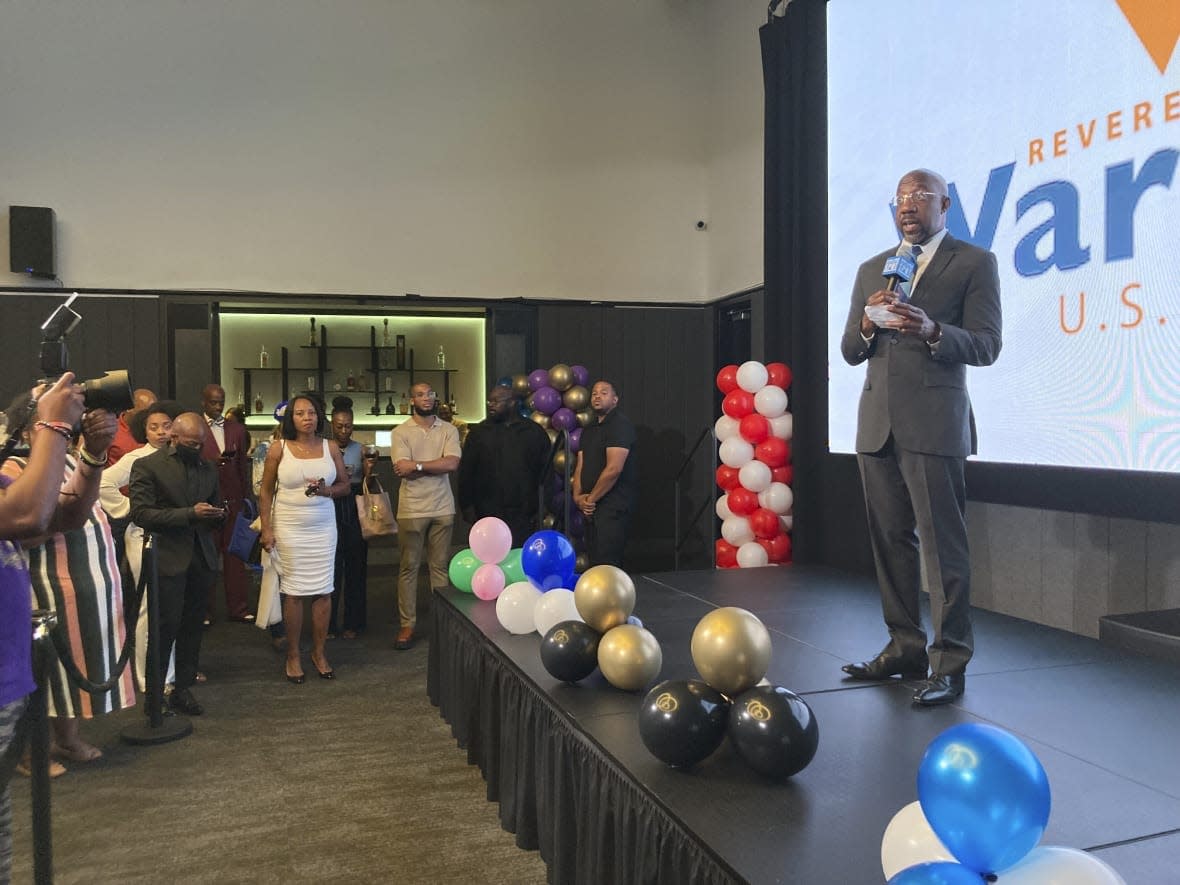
[672,425,717,570]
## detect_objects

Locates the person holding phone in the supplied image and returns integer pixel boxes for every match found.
[328,396,375,640]
[199,383,254,625]
[129,412,225,716]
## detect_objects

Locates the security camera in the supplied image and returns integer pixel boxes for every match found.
[695,220,707,231]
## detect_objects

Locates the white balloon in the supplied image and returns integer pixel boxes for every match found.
[718,437,754,468]
[754,385,788,418]
[714,414,740,442]
[738,460,772,493]
[768,412,793,439]
[533,588,582,636]
[721,515,754,546]
[880,801,954,880]
[759,482,794,515]
[715,494,732,520]
[495,581,543,634]
[779,514,794,532]
[998,845,1126,885]
[736,541,769,568]
[735,360,769,393]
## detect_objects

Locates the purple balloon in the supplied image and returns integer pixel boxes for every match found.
[551,407,577,431]
[549,473,565,492]
[527,368,550,392]
[570,365,590,387]
[568,509,585,537]
[567,427,583,453]
[532,386,562,415]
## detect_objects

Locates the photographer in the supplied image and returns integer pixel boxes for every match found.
[0,374,88,882]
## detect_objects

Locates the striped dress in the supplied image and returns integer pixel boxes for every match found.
[11,456,136,717]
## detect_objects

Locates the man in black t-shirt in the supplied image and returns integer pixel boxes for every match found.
[572,380,637,567]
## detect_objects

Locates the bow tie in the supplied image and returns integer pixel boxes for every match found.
[208,417,225,427]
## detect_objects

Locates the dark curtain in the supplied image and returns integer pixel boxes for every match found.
[760,0,832,565]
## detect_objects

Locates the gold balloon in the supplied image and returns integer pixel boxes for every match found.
[562,385,589,411]
[576,408,594,427]
[549,364,573,392]
[553,449,568,472]
[546,427,559,444]
[541,514,556,529]
[574,565,636,632]
[512,374,530,397]
[574,552,590,573]
[526,392,537,410]
[690,607,772,696]
[530,411,550,429]
[597,625,662,692]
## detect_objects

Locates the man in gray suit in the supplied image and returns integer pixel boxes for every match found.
[839,168,1002,706]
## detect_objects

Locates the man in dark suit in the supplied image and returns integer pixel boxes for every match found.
[130,412,225,716]
[839,168,1002,707]
[199,383,254,623]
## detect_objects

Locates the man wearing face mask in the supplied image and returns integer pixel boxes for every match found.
[129,412,224,716]
[390,383,461,650]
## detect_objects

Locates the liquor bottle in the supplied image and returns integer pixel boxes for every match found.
[436,345,446,369]
[346,368,356,391]
[259,345,269,368]
[385,396,396,415]
[254,391,264,413]
[400,392,409,414]
[383,318,392,347]
[384,375,393,392]
[308,318,317,346]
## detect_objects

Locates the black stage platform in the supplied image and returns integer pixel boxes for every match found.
[428,565,1180,883]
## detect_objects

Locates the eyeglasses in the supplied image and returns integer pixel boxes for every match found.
[413,391,437,400]
[891,191,941,208]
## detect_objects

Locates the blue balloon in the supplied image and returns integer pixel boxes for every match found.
[520,530,576,591]
[496,376,513,388]
[917,724,1050,875]
[888,861,983,885]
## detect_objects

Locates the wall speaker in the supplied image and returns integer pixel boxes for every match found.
[9,206,56,278]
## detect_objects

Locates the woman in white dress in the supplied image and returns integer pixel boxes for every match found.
[258,396,350,683]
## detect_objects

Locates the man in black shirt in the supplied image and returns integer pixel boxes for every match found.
[572,380,637,567]
[458,385,551,546]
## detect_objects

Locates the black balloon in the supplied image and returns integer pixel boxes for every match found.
[638,679,730,770]
[728,684,818,779]
[540,620,601,683]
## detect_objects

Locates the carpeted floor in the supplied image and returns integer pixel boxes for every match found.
[7,568,548,885]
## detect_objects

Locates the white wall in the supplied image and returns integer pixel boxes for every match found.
[0,0,765,303]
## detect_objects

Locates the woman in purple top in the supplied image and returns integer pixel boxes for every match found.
[0,375,94,881]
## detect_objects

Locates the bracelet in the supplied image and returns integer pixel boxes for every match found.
[34,420,73,441]
[78,447,109,468]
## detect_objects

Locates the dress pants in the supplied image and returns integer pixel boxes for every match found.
[586,502,631,568]
[396,515,453,630]
[857,439,973,677]
[149,551,216,693]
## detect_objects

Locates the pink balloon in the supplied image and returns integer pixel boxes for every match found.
[471,563,507,600]
[469,516,513,564]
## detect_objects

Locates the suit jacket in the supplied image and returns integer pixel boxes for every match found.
[840,234,1002,457]
[201,418,251,504]
[129,446,222,578]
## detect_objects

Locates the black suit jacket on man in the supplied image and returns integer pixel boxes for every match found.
[840,234,1002,457]
[129,446,222,578]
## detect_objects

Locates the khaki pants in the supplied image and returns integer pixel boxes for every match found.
[396,515,453,629]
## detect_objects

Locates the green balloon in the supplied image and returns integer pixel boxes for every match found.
[448,548,480,593]
[500,548,526,585]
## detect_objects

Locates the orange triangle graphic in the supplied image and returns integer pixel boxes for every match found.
[1116,0,1180,73]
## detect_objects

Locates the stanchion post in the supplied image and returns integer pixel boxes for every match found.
[29,611,56,885]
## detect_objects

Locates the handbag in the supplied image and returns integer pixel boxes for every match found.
[256,547,282,628]
[227,499,261,563]
[356,475,397,540]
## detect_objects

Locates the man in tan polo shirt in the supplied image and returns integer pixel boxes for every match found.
[390,382,461,649]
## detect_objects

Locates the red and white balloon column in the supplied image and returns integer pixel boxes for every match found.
[714,361,793,569]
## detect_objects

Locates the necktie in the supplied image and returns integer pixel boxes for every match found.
[900,245,922,300]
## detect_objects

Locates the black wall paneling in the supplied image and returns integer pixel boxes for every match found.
[8,206,56,278]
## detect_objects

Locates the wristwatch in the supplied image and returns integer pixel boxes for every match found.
[415,462,423,473]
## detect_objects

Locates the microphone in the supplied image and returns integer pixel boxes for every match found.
[881,252,917,297]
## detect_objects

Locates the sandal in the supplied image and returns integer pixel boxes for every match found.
[15,760,67,778]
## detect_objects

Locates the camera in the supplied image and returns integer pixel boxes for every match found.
[39,295,134,415]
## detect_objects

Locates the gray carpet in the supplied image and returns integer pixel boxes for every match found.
[7,571,548,885]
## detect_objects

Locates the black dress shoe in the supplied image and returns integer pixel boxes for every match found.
[912,673,966,706]
[842,651,928,681]
[168,688,205,716]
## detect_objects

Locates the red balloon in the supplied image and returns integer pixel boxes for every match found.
[738,413,770,445]
[749,508,780,540]
[727,486,759,516]
[716,364,740,394]
[766,362,792,389]
[771,464,794,486]
[722,389,755,419]
[716,465,741,491]
[765,532,792,563]
[715,538,738,568]
[755,437,790,468]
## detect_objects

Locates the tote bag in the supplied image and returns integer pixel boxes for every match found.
[356,475,397,540]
